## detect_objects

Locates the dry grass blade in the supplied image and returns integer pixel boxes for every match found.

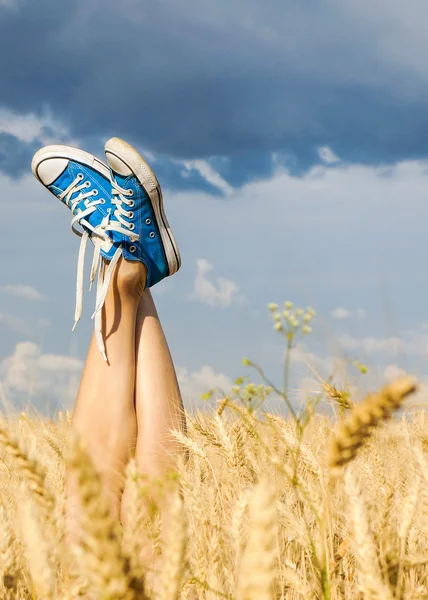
[329,377,417,469]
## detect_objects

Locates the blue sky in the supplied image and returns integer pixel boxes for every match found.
[1,0,428,415]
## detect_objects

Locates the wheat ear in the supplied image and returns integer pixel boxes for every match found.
[329,377,416,469]
[0,424,54,513]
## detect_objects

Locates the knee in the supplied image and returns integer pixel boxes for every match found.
[114,258,147,298]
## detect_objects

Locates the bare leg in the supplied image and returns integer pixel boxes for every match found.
[120,289,187,572]
[133,289,187,478]
[122,289,187,528]
[66,256,146,534]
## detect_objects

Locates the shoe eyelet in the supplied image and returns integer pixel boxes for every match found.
[100,198,106,204]
[128,211,134,219]
[127,190,134,197]
[92,189,99,196]
[145,218,151,225]
[77,173,84,181]
[129,245,136,253]
[84,181,91,188]
[149,232,155,239]
[129,200,135,208]
[129,223,135,231]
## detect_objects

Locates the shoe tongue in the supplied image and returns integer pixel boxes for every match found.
[106,152,132,176]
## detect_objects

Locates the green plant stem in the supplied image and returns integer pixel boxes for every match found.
[283,334,293,410]
[250,363,298,423]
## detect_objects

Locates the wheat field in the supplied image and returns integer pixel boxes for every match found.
[0,375,427,600]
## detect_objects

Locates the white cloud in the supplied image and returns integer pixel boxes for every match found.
[318,146,340,164]
[7,146,428,418]
[176,365,233,407]
[189,259,245,308]
[331,307,366,320]
[0,342,83,412]
[0,108,72,144]
[339,334,404,354]
[182,159,233,195]
[0,284,45,301]
[338,331,428,360]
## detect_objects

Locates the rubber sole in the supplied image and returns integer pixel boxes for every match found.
[104,137,181,276]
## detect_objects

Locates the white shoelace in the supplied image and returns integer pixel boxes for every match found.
[66,173,140,362]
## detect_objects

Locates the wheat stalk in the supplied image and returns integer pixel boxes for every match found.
[158,489,187,600]
[345,467,394,600]
[265,413,321,477]
[122,459,149,586]
[0,503,19,599]
[18,490,56,599]
[230,489,251,580]
[236,477,278,600]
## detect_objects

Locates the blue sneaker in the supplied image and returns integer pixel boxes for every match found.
[31,145,118,361]
[102,137,181,288]
[32,140,181,363]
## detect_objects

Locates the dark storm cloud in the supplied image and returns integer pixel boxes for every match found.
[2,0,428,182]
[0,134,40,177]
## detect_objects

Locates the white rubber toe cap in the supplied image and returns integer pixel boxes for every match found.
[105,151,133,177]
[32,154,69,186]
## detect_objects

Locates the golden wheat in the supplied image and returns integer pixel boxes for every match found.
[236,477,278,600]
[158,490,187,600]
[66,433,147,600]
[0,378,427,599]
